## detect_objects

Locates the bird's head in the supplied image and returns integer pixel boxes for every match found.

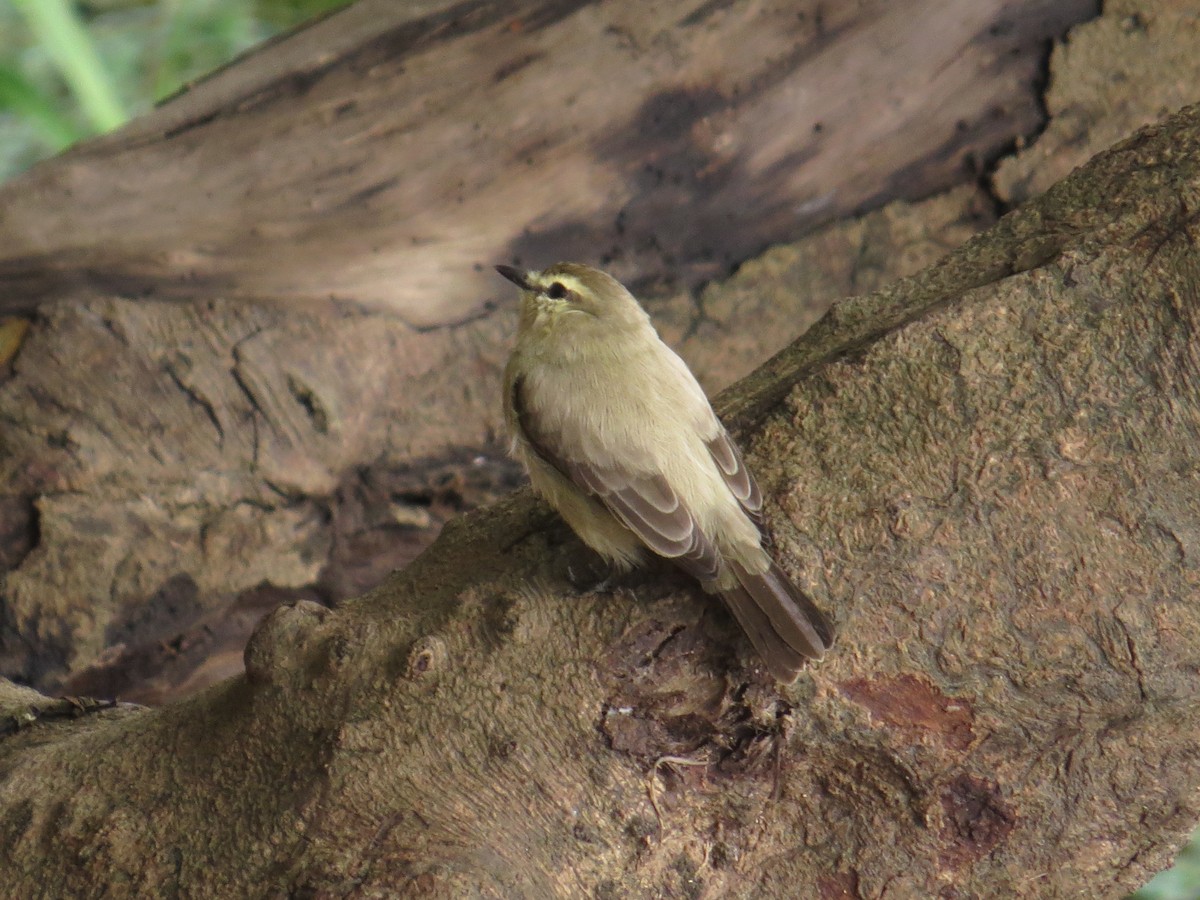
[495,262,650,337]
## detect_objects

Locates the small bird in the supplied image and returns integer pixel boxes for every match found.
[497,262,833,682]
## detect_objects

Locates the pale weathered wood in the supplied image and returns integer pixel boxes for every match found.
[0,0,1094,323]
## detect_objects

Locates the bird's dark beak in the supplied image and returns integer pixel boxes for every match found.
[495,264,534,290]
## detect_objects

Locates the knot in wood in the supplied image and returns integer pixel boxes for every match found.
[243,599,332,684]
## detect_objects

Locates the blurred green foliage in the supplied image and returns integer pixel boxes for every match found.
[0,0,348,182]
[0,2,1198,897]
[1136,830,1200,900]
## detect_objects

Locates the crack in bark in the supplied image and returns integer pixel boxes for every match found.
[163,359,224,445]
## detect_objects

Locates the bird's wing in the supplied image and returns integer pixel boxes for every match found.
[510,374,721,583]
[704,429,763,524]
[658,347,765,525]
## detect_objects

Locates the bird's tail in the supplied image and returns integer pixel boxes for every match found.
[719,560,834,683]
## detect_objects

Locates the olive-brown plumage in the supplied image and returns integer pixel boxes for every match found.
[498,262,832,681]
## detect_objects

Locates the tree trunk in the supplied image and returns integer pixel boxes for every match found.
[3,95,1199,895]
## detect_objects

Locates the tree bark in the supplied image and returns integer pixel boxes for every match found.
[3,99,1199,897]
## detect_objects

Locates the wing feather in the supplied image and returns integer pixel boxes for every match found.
[705,431,763,523]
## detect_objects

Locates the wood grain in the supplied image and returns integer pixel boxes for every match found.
[0,0,1094,322]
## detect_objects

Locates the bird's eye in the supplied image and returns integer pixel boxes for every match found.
[545,282,568,300]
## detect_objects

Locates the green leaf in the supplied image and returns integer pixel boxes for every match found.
[12,0,128,133]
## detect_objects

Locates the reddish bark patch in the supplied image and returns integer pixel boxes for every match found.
[838,674,975,750]
[817,869,861,899]
[939,773,1016,868]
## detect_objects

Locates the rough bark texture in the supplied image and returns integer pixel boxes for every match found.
[994,0,1200,204]
[0,0,1074,699]
[3,96,1200,897]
